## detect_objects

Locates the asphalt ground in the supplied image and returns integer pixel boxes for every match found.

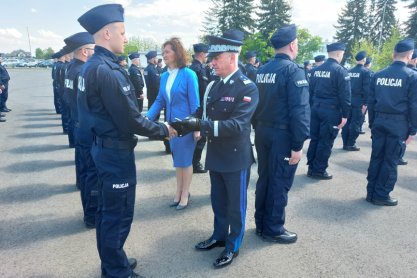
[0,68,416,278]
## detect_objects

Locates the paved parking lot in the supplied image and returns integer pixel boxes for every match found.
[1,68,416,278]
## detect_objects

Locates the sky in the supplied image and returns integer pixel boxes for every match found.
[0,0,410,55]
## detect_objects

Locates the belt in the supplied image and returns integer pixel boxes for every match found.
[257,121,288,130]
[94,136,138,150]
[317,103,337,109]
[375,112,407,121]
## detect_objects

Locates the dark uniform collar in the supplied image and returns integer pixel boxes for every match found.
[392,61,406,67]
[73,58,85,65]
[94,45,119,64]
[326,58,339,64]
[407,64,416,69]
[274,53,292,60]
[192,58,203,65]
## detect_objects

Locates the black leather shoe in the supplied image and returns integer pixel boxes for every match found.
[307,169,312,177]
[262,230,297,244]
[0,113,5,117]
[255,228,262,237]
[371,197,398,206]
[195,238,225,250]
[398,158,408,165]
[310,171,333,180]
[1,108,11,112]
[365,195,372,203]
[343,145,360,151]
[101,258,138,278]
[0,117,5,122]
[213,249,239,268]
[84,221,95,229]
[193,162,208,173]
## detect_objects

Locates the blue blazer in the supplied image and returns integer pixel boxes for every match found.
[147,67,199,122]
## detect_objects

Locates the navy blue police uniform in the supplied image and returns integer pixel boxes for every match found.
[398,50,417,165]
[58,46,72,136]
[63,32,98,227]
[174,29,259,267]
[304,60,311,82]
[189,43,210,173]
[128,53,145,113]
[78,4,169,278]
[0,59,11,112]
[306,42,351,179]
[51,51,62,114]
[366,39,417,205]
[341,51,370,150]
[359,57,374,134]
[245,51,258,82]
[253,24,310,242]
[144,51,160,114]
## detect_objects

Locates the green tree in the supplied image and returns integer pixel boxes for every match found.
[44,47,55,59]
[203,0,255,35]
[350,39,378,65]
[124,36,159,55]
[374,27,402,71]
[256,0,291,41]
[402,0,417,40]
[296,28,323,64]
[240,32,274,63]
[35,48,44,59]
[370,0,397,49]
[334,0,368,62]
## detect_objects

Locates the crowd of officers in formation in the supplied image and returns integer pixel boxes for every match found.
[27,3,416,278]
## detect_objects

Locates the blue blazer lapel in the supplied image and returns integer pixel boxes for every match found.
[169,69,183,103]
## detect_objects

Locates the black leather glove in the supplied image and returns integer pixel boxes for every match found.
[169,121,190,137]
[181,116,201,131]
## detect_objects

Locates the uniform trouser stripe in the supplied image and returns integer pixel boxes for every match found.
[233,169,248,252]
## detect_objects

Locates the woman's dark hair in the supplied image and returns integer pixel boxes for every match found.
[162,37,189,68]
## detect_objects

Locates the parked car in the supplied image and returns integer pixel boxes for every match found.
[3,59,21,68]
[36,60,54,68]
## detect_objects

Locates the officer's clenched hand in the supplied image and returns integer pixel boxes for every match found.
[164,123,178,139]
[169,121,189,137]
[406,135,414,145]
[289,150,302,165]
[337,117,347,129]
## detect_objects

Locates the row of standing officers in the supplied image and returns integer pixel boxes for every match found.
[49,3,416,277]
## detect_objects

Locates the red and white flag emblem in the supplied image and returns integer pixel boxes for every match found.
[243,96,251,102]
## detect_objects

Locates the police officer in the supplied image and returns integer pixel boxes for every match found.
[341,50,370,151]
[172,29,259,268]
[314,55,326,67]
[0,85,5,122]
[118,55,128,69]
[245,51,257,82]
[61,46,76,148]
[398,49,417,166]
[366,38,417,206]
[51,52,62,114]
[144,51,160,113]
[63,32,97,227]
[77,4,175,277]
[253,24,310,244]
[189,43,209,173]
[306,42,351,179]
[128,52,145,113]
[360,57,374,134]
[156,58,164,74]
[0,56,11,113]
[57,46,73,136]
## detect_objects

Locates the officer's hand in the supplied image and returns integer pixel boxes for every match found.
[337,118,347,129]
[193,131,202,141]
[361,105,367,114]
[0,85,4,90]
[139,95,144,100]
[164,122,177,139]
[289,150,302,165]
[406,135,414,145]
[181,116,201,131]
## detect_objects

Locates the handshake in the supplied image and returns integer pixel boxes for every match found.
[170,116,201,137]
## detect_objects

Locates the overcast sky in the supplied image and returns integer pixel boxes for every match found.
[0,0,410,55]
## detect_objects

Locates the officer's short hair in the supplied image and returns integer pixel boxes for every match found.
[162,37,188,68]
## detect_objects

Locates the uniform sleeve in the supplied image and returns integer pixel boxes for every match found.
[200,82,259,137]
[186,69,200,114]
[337,68,351,118]
[308,70,315,106]
[98,67,168,138]
[146,77,167,121]
[362,70,371,105]
[408,73,417,135]
[151,67,160,92]
[368,75,376,128]
[287,68,311,151]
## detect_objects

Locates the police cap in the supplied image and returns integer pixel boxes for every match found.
[193,43,209,53]
[118,55,126,63]
[145,51,157,60]
[51,51,62,59]
[314,55,325,63]
[327,42,346,52]
[304,60,311,67]
[206,29,244,57]
[355,50,366,61]
[128,52,140,60]
[64,32,95,52]
[365,57,372,65]
[394,38,414,53]
[245,51,256,59]
[60,45,73,55]
[270,24,297,49]
[78,4,124,35]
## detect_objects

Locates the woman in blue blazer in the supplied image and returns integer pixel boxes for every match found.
[147,37,200,210]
